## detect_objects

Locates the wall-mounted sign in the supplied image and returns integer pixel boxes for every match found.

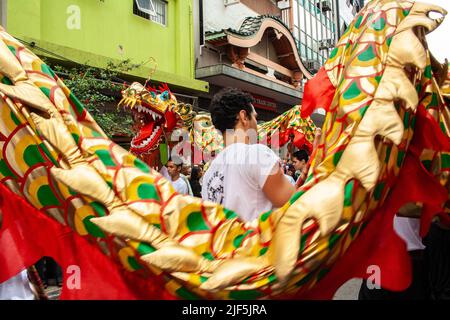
[252,94,277,111]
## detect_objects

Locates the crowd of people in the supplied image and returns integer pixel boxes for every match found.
[159,160,205,198]
[159,151,312,200]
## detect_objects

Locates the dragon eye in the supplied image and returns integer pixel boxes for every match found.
[160,91,169,101]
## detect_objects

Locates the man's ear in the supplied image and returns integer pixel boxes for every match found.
[238,110,246,121]
[238,110,249,125]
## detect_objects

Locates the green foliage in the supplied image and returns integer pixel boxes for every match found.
[51,59,141,138]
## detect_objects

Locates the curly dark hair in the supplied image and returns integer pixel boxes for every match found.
[209,87,255,132]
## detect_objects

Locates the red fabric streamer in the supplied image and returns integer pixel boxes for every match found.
[0,183,174,300]
[412,103,450,153]
[298,101,449,299]
[409,103,450,236]
[272,129,312,154]
[301,67,336,118]
[301,152,447,299]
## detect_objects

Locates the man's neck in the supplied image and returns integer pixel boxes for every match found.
[223,126,253,147]
[171,174,180,181]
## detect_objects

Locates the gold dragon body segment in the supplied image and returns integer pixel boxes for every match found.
[0,0,448,300]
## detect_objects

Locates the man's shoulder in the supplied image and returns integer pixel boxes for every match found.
[207,143,279,170]
[225,143,278,157]
[248,144,281,164]
[249,143,277,154]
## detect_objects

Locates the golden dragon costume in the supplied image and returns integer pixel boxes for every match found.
[0,0,449,300]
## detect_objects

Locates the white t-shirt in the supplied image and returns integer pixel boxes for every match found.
[180,174,193,196]
[393,216,425,252]
[285,174,296,185]
[171,176,190,195]
[0,270,35,300]
[201,143,281,222]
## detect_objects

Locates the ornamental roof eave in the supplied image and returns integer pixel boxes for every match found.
[205,15,313,79]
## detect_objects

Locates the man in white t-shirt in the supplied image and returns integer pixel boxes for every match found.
[202,88,295,222]
[167,159,191,195]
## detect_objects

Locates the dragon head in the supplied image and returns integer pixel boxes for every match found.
[119,82,179,154]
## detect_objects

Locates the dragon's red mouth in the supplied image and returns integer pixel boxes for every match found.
[130,105,165,153]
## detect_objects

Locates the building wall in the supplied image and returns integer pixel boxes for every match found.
[203,0,257,32]
[196,46,231,69]
[0,0,8,29]
[4,0,207,92]
[194,0,201,63]
[240,0,281,16]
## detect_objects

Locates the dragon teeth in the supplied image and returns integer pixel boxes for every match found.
[131,126,161,149]
[136,106,162,120]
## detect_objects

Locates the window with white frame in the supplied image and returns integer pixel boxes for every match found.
[293,3,299,27]
[133,0,167,26]
[299,6,305,29]
[294,25,300,40]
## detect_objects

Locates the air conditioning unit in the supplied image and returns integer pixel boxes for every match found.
[319,39,335,50]
[327,38,335,48]
[305,59,321,73]
[224,0,240,6]
[316,0,332,12]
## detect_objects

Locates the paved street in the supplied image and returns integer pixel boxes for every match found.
[333,279,362,300]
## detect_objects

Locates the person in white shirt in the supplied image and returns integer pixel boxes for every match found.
[0,270,35,300]
[284,164,297,186]
[180,173,193,196]
[167,159,191,195]
[202,88,295,222]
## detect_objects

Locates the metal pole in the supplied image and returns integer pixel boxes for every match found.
[335,0,341,40]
